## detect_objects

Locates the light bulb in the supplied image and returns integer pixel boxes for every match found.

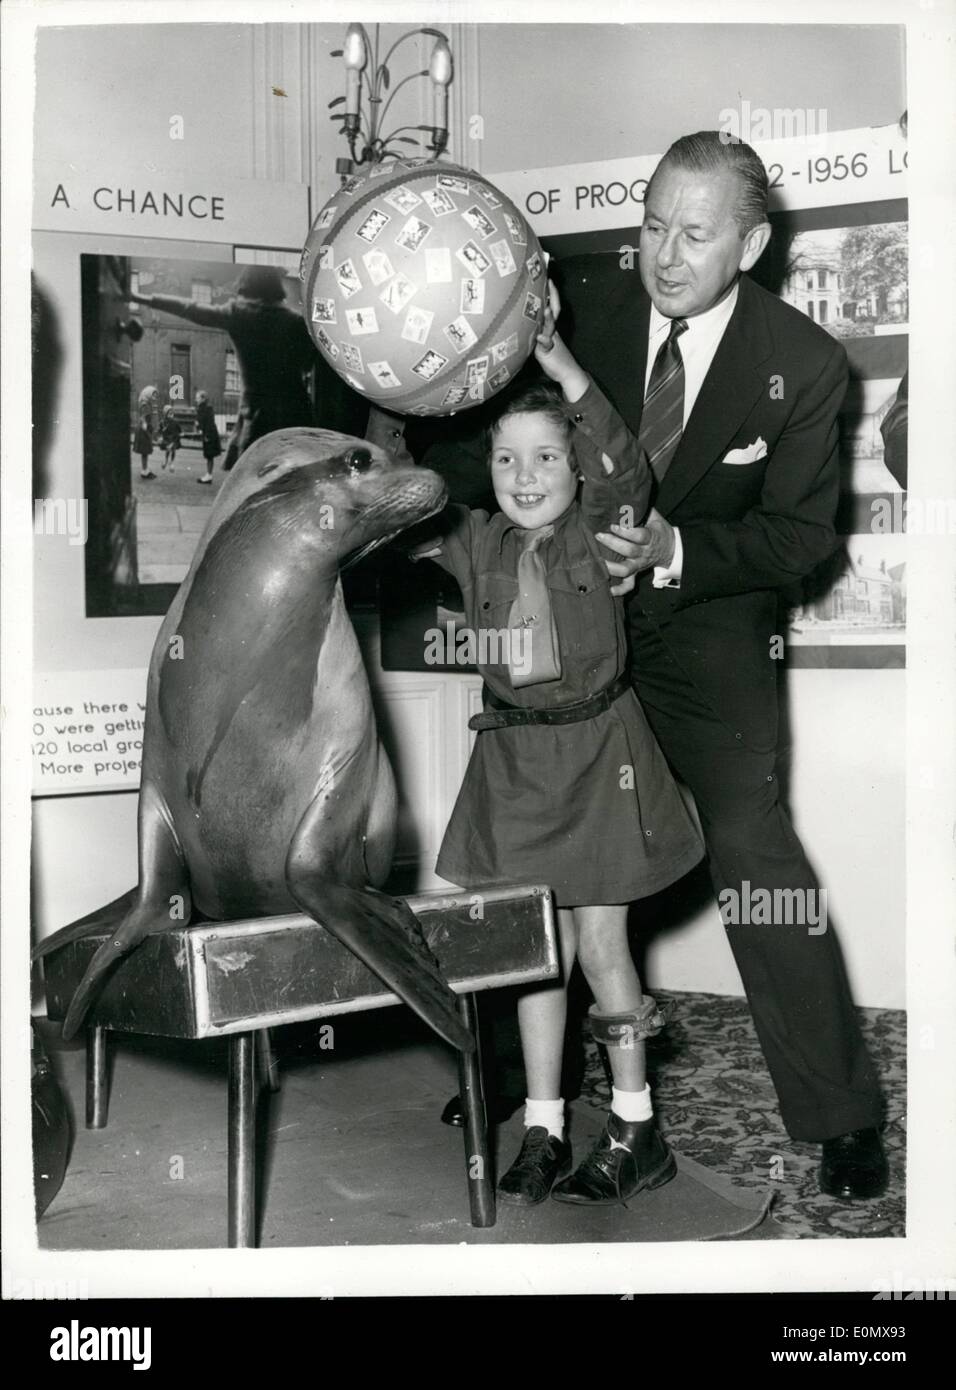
[343,24,367,70]
[343,25,367,120]
[430,37,452,132]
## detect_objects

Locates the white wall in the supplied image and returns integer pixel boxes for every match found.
[34,26,259,179]
[467,23,905,173]
[643,669,906,1007]
[34,22,440,202]
[30,20,907,1008]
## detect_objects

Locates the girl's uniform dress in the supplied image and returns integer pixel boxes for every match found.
[370,381,703,909]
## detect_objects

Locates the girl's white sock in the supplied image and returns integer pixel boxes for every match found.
[611,1084,653,1123]
[524,1097,565,1139]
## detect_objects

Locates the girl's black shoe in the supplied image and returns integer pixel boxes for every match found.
[551,1113,676,1205]
[498,1126,572,1206]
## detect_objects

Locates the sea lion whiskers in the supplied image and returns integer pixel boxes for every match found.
[341,510,440,571]
[340,474,447,569]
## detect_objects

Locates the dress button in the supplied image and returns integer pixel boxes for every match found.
[735,732,743,740]
[573,412,584,423]
[481,600,490,610]
[577,583,588,593]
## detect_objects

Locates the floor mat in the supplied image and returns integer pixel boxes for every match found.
[37,1026,781,1250]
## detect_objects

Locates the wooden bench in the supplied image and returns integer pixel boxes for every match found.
[41,884,557,1247]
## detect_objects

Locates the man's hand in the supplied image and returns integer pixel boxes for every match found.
[597,508,676,595]
[605,558,638,598]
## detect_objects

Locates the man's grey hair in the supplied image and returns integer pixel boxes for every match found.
[647,131,770,236]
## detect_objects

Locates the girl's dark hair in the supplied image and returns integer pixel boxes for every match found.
[482,378,574,461]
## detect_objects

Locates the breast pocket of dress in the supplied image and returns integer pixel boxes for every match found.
[546,560,619,666]
[475,571,520,677]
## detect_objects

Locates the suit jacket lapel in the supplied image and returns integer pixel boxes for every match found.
[656,274,774,515]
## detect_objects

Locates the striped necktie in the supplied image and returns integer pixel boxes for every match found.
[639,317,688,483]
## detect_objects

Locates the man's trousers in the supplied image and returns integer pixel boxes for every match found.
[632,624,884,1142]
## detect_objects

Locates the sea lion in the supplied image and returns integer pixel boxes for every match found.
[34,428,473,1054]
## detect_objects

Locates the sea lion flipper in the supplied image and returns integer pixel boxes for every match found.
[57,786,192,1041]
[31,887,139,963]
[59,900,178,1041]
[287,872,474,1054]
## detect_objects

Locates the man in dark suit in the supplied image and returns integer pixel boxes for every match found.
[556,131,887,1200]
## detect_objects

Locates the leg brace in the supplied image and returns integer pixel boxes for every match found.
[589,995,673,1048]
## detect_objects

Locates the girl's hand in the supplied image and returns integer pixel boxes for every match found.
[534,280,589,402]
[534,279,561,356]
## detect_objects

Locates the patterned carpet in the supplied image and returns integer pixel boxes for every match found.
[576,991,906,1239]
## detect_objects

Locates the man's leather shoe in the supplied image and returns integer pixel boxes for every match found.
[441,1092,522,1127]
[551,1112,676,1205]
[498,1126,572,1206]
[819,1127,888,1199]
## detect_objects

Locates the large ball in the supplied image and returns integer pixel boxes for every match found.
[300,159,546,416]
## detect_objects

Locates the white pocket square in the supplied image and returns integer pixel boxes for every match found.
[723,437,767,464]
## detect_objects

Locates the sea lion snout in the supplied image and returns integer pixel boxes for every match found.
[234,428,447,562]
[342,463,447,567]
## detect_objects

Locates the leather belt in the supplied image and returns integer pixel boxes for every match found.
[467,674,631,732]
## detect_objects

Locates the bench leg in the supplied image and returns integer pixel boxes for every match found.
[86,1025,109,1129]
[228,1032,256,1248]
[255,1028,280,1094]
[456,992,495,1228]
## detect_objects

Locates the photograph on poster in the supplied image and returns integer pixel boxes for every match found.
[82,252,364,617]
[16,10,952,1300]
[778,220,908,499]
[84,254,240,615]
[785,532,906,668]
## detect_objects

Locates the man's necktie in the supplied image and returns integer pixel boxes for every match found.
[507,525,562,688]
[638,317,688,484]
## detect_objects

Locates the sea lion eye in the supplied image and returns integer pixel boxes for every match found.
[346,448,373,474]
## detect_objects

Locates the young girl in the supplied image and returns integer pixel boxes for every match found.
[369,286,703,1207]
[133,407,155,481]
[194,391,222,485]
[159,405,181,472]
